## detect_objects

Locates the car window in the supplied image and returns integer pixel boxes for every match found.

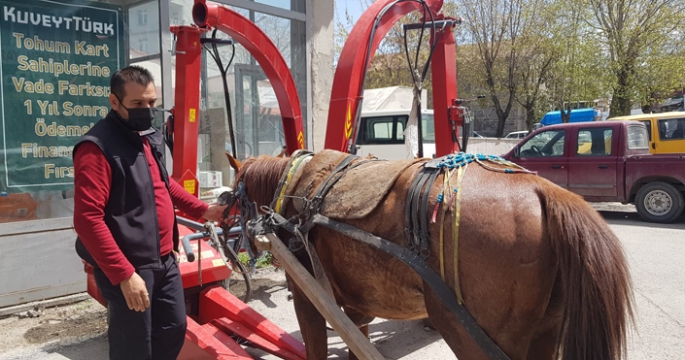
[391,114,434,143]
[372,118,393,139]
[422,113,435,142]
[520,130,565,157]
[639,120,651,141]
[358,116,401,144]
[577,128,612,155]
[658,117,685,141]
[396,119,405,141]
[627,125,649,150]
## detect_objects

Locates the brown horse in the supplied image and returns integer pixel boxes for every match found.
[231,149,633,360]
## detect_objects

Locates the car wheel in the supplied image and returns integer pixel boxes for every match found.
[635,181,684,223]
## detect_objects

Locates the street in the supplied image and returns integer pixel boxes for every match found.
[602,210,685,360]
[0,207,683,360]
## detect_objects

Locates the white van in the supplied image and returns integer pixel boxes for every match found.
[355,109,437,160]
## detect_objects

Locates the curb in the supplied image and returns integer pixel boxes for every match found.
[0,293,90,318]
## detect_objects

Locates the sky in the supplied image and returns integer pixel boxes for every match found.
[335,0,367,30]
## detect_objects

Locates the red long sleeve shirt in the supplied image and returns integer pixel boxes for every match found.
[73,138,209,285]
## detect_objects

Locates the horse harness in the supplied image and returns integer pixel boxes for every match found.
[234,150,533,360]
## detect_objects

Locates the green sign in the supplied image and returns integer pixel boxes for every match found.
[0,0,124,192]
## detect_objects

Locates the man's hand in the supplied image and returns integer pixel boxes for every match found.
[120,273,150,312]
[203,203,228,222]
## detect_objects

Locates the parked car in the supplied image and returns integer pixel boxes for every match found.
[607,111,685,154]
[502,121,685,223]
[504,131,529,139]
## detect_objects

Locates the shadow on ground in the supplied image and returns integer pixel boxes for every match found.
[253,318,443,360]
[599,210,685,230]
[48,336,108,360]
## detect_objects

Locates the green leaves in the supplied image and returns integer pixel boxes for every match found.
[332,0,685,131]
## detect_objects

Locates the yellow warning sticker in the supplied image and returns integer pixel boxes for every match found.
[297,131,305,149]
[189,108,197,123]
[183,180,195,194]
[345,103,353,140]
[212,259,225,267]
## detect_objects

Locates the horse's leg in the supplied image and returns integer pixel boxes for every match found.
[343,307,375,360]
[288,276,328,360]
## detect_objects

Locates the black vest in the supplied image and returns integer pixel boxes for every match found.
[73,110,179,270]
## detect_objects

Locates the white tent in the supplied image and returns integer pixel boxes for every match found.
[361,86,428,112]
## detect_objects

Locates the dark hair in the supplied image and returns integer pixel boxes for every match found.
[110,65,154,100]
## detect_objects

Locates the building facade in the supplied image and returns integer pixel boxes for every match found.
[0,0,334,308]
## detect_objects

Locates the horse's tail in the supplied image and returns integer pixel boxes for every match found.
[539,184,634,360]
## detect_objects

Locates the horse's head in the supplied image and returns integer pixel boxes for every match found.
[228,153,290,208]
[223,152,291,255]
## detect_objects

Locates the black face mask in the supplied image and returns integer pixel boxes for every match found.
[114,96,156,131]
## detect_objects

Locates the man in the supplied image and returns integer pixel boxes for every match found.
[73,65,226,359]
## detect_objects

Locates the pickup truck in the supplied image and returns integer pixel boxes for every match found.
[501,121,685,223]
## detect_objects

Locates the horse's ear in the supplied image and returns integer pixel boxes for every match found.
[226,152,243,172]
[276,146,287,158]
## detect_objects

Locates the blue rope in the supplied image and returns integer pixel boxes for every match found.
[436,153,533,175]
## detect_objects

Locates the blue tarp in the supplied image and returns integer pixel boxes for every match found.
[540,108,598,125]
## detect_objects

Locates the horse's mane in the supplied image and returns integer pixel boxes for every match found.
[234,155,290,208]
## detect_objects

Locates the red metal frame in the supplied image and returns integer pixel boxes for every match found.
[169,0,306,193]
[168,1,308,359]
[199,288,306,360]
[170,25,205,197]
[193,0,305,155]
[324,0,463,157]
[430,19,461,156]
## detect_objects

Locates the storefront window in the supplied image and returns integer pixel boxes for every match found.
[0,0,126,222]
[168,0,307,189]
[0,0,309,222]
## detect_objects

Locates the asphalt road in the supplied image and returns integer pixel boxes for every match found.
[1,207,683,360]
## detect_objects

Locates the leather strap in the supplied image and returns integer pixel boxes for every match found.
[309,214,511,360]
[405,166,441,258]
[303,156,376,231]
[419,170,440,257]
[273,150,314,214]
[404,170,423,251]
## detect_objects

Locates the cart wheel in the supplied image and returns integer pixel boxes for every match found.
[635,181,684,223]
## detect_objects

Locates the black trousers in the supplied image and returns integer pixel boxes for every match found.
[93,254,187,360]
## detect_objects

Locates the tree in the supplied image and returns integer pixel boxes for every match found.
[334,1,460,108]
[334,3,356,64]
[548,1,586,122]
[634,30,685,111]
[455,0,543,137]
[589,0,685,116]
[514,3,558,129]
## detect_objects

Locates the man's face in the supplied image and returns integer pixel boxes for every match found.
[109,82,157,120]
